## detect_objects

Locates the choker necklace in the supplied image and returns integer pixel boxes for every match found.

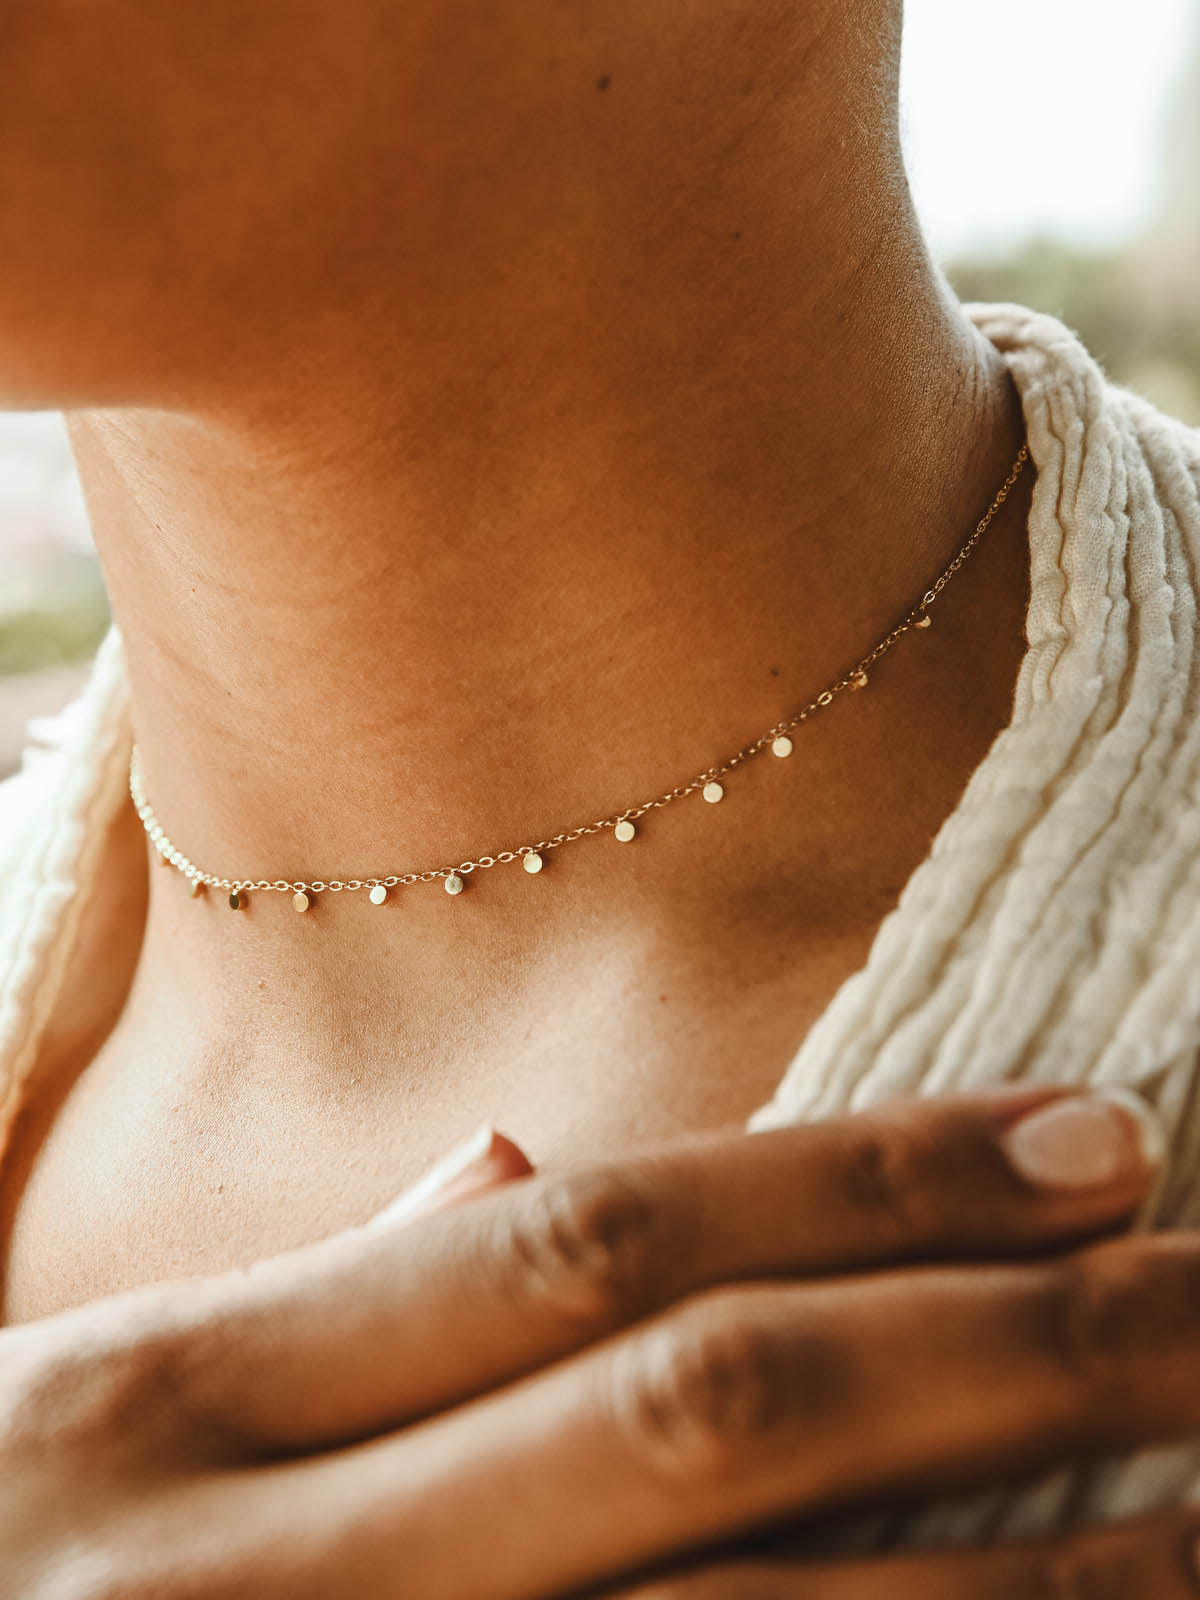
[130,443,1029,914]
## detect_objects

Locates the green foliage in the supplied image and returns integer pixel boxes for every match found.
[0,556,110,675]
[946,234,1200,426]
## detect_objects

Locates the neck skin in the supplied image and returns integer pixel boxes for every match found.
[67,4,1030,1089]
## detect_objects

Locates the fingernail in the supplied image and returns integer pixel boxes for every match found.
[1001,1089,1164,1191]
[367,1124,499,1230]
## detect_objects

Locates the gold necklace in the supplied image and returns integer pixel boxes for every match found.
[130,444,1030,913]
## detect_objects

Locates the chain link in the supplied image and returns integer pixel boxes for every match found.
[129,444,1029,901]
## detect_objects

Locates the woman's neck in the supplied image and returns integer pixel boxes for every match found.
[67,3,1030,1069]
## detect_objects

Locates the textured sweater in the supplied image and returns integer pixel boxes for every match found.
[3,301,1200,1543]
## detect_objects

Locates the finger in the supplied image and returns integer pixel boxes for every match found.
[141,1085,1159,1452]
[366,1126,534,1227]
[37,1086,1156,1458]
[1,1127,535,1465]
[245,1231,1200,1600]
[609,1511,1200,1598]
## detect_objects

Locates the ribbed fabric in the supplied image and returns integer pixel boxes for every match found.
[0,628,130,1139]
[2,302,1200,1540]
[750,305,1200,1177]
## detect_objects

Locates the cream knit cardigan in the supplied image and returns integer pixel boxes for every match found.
[3,301,1200,1545]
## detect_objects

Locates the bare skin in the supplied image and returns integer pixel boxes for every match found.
[22,2,1200,1590]
[9,1091,1200,1600]
[0,0,1034,1319]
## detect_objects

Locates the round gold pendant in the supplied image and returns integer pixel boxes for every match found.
[293,891,311,913]
[614,819,637,843]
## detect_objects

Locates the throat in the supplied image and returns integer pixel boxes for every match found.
[0,457,1033,1324]
[105,430,1032,1150]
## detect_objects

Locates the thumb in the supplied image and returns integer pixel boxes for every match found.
[367,1125,534,1231]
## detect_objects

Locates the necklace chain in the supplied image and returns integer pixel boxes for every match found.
[130,443,1030,909]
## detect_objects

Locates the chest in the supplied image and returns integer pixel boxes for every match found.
[0,916,877,1326]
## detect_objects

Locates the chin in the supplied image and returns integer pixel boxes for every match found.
[0,304,176,413]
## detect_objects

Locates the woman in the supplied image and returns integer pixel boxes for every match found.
[2,0,1200,1593]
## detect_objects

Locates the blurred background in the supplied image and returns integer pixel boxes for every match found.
[1,0,1198,775]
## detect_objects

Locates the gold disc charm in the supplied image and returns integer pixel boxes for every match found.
[188,878,205,898]
[122,452,1027,917]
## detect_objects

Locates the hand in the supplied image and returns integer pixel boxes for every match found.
[608,1514,1200,1600]
[4,1087,1197,1599]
